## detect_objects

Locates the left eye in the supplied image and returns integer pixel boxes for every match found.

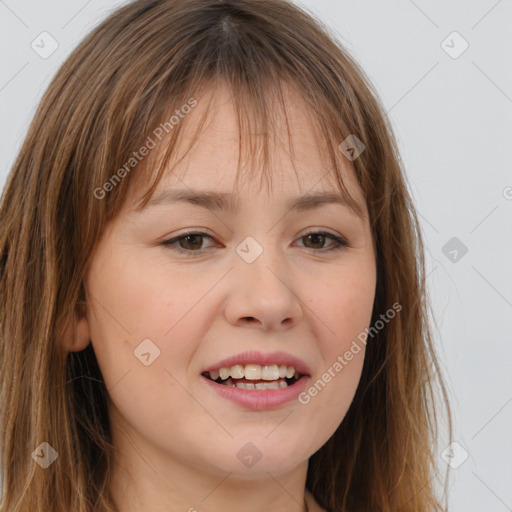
[160,231,350,255]
[161,233,215,252]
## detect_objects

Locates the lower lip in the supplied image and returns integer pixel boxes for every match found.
[201,375,310,410]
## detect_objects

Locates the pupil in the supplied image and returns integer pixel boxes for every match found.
[182,235,202,250]
[306,234,324,249]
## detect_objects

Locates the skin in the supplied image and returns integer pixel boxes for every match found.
[62,83,377,512]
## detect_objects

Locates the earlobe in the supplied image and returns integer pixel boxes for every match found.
[57,308,91,353]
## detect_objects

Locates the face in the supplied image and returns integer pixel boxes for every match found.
[78,84,376,481]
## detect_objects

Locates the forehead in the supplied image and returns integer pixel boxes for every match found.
[125,81,366,217]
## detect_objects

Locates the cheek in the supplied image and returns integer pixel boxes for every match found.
[308,260,376,354]
[86,244,201,349]
[297,259,375,439]
[84,249,215,409]
[84,262,208,449]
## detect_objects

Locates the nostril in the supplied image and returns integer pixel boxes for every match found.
[241,317,260,326]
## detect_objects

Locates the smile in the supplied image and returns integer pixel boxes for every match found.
[202,363,303,390]
[200,350,311,409]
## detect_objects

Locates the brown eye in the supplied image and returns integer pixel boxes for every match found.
[161,230,349,256]
[177,234,205,251]
[302,233,327,250]
[297,232,349,252]
[161,232,215,254]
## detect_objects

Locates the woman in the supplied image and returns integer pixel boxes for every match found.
[0,0,452,510]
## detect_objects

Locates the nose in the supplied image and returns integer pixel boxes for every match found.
[223,248,304,331]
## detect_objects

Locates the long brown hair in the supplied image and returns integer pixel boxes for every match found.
[0,0,452,510]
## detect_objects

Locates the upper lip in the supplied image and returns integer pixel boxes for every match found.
[202,350,311,376]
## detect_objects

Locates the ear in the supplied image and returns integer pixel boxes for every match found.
[57,304,91,353]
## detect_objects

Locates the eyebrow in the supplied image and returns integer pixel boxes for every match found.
[135,189,365,219]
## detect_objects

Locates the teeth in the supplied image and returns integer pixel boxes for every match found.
[208,363,298,381]
[244,364,261,380]
[230,364,244,379]
[234,380,286,390]
[217,376,292,390]
[261,365,279,380]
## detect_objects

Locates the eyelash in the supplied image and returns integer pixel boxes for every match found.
[160,230,350,256]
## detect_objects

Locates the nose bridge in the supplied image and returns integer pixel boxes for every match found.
[226,231,303,329]
[237,230,289,291]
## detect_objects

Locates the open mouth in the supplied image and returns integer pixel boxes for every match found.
[201,364,306,390]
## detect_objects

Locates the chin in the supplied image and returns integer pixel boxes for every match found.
[204,440,308,477]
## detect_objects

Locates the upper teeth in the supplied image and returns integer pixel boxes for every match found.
[209,364,297,381]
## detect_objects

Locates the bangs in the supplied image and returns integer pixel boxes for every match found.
[117,74,366,221]
[81,0,374,226]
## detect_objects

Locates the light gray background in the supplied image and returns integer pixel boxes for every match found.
[1,1,511,510]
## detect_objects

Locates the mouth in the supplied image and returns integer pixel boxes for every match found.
[201,350,311,391]
[201,364,305,390]
[200,352,311,410]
